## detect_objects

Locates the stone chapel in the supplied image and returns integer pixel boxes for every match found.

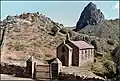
[57,34,94,67]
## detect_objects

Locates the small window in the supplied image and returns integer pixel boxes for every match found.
[88,50,90,59]
[62,47,65,53]
[91,49,93,57]
[81,53,84,61]
[88,49,90,54]
[85,53,87,60]
[81,50,83,54]
[85,50,87,54]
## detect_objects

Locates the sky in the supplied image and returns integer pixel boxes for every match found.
[1,1,119,27]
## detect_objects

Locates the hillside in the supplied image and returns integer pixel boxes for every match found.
[77,19,119,42]
[0,12,66,65]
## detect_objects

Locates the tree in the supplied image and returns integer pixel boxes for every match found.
[91,40,98,50]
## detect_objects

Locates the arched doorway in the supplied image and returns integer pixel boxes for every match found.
[61,55,65,66]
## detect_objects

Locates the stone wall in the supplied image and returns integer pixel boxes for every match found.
[0,63,27,77]
[0,56,35,78]
[58,72,105,81]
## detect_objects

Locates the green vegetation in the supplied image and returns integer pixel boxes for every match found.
[92,59,116,78]
[91,62,105,77]
[92,51,116,78]
[107,39,114,45]
[103,60,116,78]
[59,27,69,34]
[59,24,64,27]
[91,40,98,50]
[68,30,75,37]
[74,35,82,41]
[13,41,24,51]
[51,26,59,36]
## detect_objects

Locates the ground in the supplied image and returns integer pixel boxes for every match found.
[62,66,103,78]
[0,74,34,80]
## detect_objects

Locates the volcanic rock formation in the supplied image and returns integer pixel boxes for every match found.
[74,2,105,32]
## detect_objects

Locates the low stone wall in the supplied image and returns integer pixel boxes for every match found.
[0,63,28,77]
[58,72,105,81]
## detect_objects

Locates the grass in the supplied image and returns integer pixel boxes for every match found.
[13,42,24,51]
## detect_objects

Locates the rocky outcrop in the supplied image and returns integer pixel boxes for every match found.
[74,2,105,32]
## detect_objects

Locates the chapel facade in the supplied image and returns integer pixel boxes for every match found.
[57,34,94,67]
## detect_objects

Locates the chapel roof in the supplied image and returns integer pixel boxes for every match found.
[70,41,94,49]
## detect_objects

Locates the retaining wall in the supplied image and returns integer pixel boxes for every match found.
[0,63,27,77]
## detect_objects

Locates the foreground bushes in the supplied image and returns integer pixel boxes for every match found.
[59,27,68,34]
[91,59,116,78]
[107,39,114,45]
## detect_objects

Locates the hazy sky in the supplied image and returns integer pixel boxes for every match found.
[1,1,119,26]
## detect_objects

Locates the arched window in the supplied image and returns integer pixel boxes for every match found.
[62,47,65,53]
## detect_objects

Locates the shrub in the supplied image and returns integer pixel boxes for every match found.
[45,53,53,57]
[91,62,105,77]
[83,36,89,42]
[95,52,103,58]
[36,12,39,15]
[14,42,24,51]
[91,60,116,78]
[60,24,64,27]
[103,60,116,78]
[91,40,98,50]
[107,39,114,45]
[74,35,82,41]
[6,15,11,20]
[59,27,68,34]
[51,26,59,36]
[68,30,75,37]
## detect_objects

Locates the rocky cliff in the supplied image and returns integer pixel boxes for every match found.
[74,2,104,32]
